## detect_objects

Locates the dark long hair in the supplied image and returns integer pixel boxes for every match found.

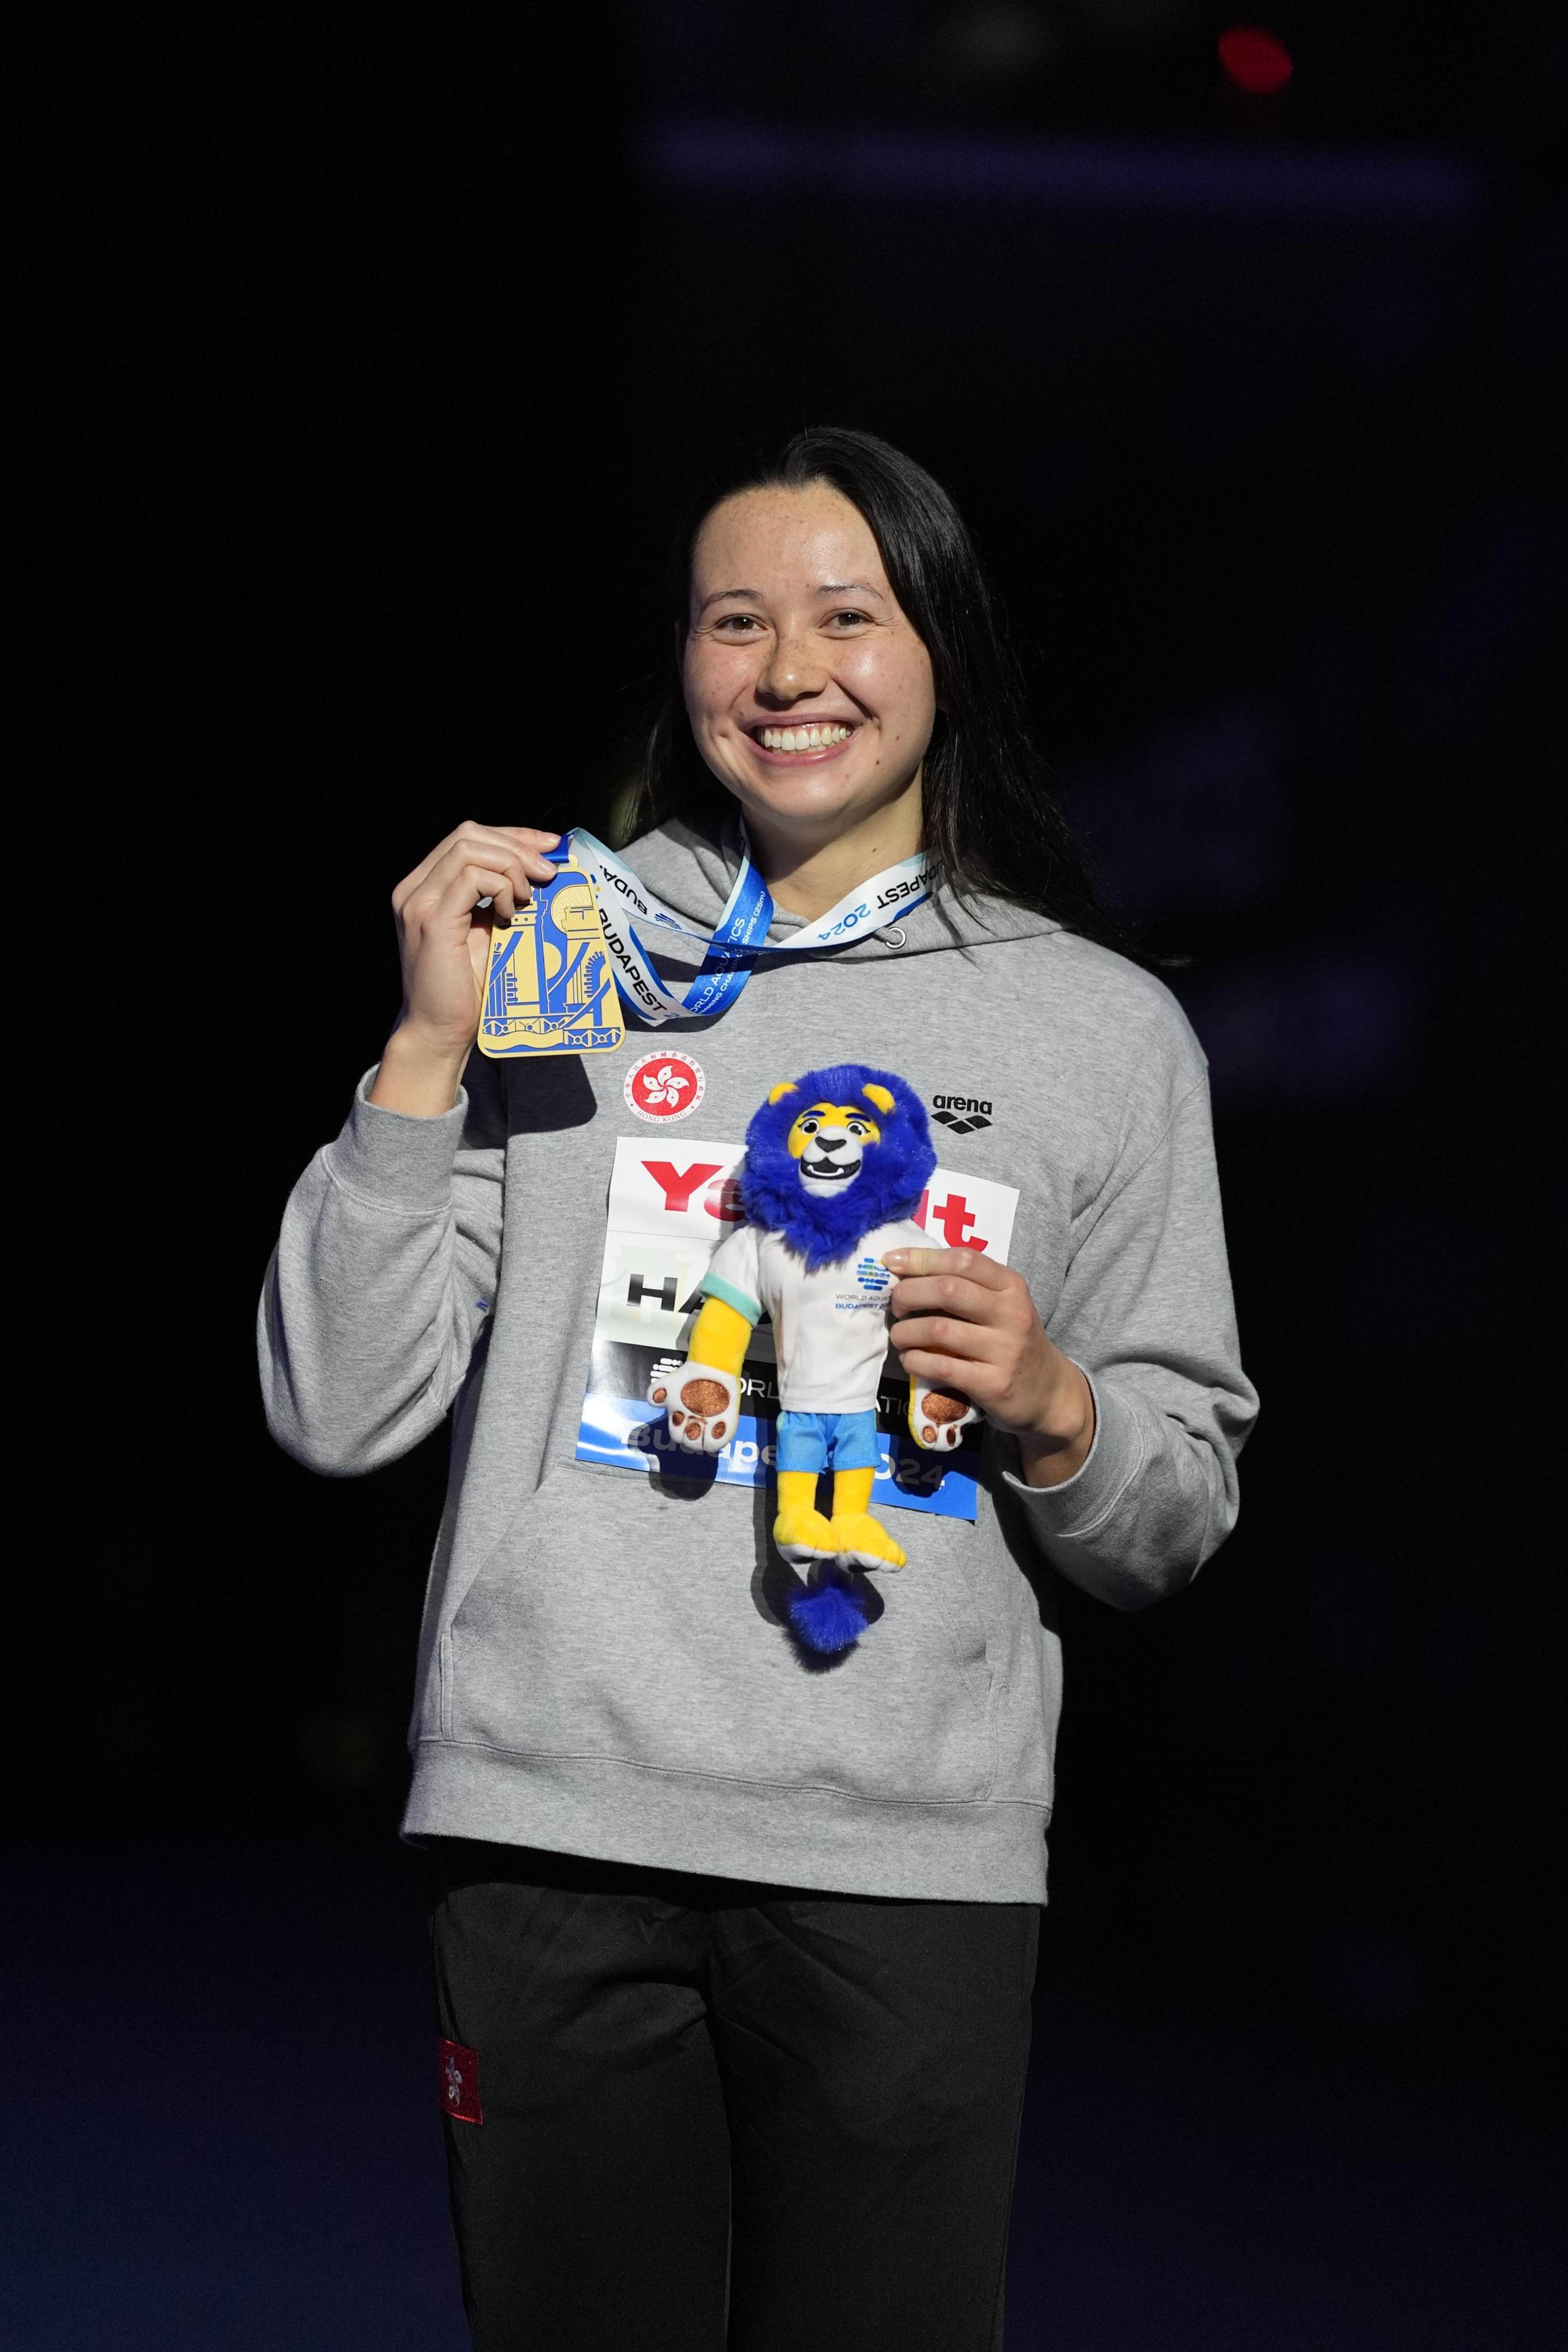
[624,425,1126,950]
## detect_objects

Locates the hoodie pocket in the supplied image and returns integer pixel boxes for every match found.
[444,1476,997,1808]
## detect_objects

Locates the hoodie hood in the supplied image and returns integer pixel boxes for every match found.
[618,814,1066,969]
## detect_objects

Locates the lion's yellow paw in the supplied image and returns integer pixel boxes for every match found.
[827,1512,906,1570]
[773,1503,836,1566]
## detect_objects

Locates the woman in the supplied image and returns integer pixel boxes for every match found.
[260,426,1257,2350]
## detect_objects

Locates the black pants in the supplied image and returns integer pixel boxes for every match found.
[428,1840,1039,2352]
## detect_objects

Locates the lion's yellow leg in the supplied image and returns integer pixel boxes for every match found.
[774,1468,834,1561]
[830,1466,876,1519]
[827,1465,906,1569]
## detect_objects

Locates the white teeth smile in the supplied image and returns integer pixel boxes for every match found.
[757,724,854,752]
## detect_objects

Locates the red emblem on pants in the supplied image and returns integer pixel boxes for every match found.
[438,2036,483,2124]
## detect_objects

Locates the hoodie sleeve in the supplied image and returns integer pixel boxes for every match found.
[1000,1058,1258,1611]
[257,1058,506,1476]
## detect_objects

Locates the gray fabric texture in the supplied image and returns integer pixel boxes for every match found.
[258,817,1258,1901]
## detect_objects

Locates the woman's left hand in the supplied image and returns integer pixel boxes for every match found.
[881,1247,1095,1489]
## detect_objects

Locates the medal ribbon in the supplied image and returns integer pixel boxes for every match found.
[555,822,933,1027]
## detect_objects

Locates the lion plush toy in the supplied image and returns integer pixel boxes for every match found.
[646,1062,980,1653]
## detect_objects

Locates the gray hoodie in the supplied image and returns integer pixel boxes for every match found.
[259,819,1257,1902]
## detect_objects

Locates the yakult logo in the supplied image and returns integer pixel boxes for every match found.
[913,1188,990,1250]
[624,1051,706,1123]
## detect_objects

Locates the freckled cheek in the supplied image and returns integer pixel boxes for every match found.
[839,644,935,744]
[684,649,756,734]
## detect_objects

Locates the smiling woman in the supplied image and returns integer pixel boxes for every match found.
[676,478,936,922]
[260,421,1257,2350]
[628,425,1125,945]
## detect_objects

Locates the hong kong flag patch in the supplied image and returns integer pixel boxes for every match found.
[624,1049,704,1124]
[438,2036,483,2125]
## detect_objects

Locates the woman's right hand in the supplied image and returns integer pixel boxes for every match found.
[369,821,563,1115]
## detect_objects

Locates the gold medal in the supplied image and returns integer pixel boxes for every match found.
[477,860,624,1058]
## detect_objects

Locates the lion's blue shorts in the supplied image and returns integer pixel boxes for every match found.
[775,1408,881,1476]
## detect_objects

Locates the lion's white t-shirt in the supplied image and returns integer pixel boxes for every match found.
[700,1218,928,1414]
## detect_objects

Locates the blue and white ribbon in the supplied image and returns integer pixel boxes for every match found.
[557,821,932,1027]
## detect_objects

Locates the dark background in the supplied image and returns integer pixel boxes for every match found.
[14,5,1565,2344]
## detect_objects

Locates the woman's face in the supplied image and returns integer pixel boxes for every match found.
[682,482,936,845]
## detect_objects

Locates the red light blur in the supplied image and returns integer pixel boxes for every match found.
[1218,25,1294,96]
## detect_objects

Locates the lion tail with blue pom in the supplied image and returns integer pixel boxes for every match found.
[788,1564,870,1655]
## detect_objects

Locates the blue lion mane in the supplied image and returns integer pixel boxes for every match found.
[737,1063,936,1271]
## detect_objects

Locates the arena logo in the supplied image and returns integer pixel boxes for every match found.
[930,1093,993,1137]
